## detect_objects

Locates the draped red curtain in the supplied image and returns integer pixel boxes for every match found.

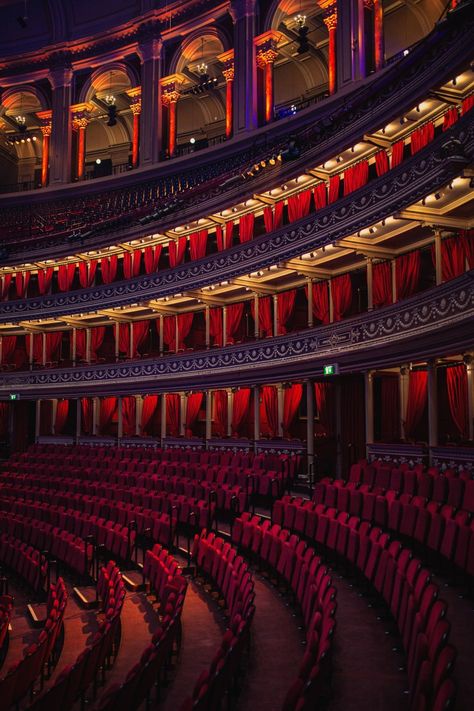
[232,388,251,436]
[1,274,12,300]
[432,236,466,281]
[212,390,227,436]
[144,245,162,274]
[306,282,329,324]
[313,183,327,210]
[263,203,284,232]
[31,334,43,365]
[177,313,193,350]
[161,316,176,351]
[38,267,54,295]
[15,271,30,298]
[410,122,435,155]
[55,400,69,434]
[73,330,86,361]
[328,175,340,204]
[123,249,142,279]
[405,371,428,440]
[226,303,244,344]
[101,255,118,284]
[118,323,130,356]
[462,95,474,115]
[283,384,302,435]
[343,160,369,195]
[373,261,393,308]
[380,375,400,441]
[216,222,234,251]
[57,264,76,292]
[46,332,62,363]
[122,396,136,436]
[189,230,208,261]
[261,386,278,437]
[78,260,97,288]
[185,392,203,436]
[169,237,187,267]
[331,274,352,321]
[239,213,255,243]
[210,308,223,347]
[141,394,158,433]
[90,327,105,360]
[100,397,117,433]
[314,382,335,435]
[374,150,389,176]
[166,393,180,436]
[287,189,312,222]
[443,107,459,131]
[1,336,17,363]
[396,251,420,300]
[446,365,469,440]
[81,398,93,435]
[250,296,273,337]
[277,290,296,334]
[461,229,474,269]
[391,140,404,168]
[131,320,149,356]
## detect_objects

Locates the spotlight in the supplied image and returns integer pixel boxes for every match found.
[434,192,441,200]
[190,137,196,144]
[95,158,102,165]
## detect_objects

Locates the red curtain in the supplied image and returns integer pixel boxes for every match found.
[287,189,312,222]
[232,388,250,436]
[38,267,54,295]
[283,384,302,435]
[31,334,43,365]
[314,382,335,435]
[177,313,193,350]
[373,261,392,308]
[410,121,435,155]
[309,282,329,324]
[46,332,62,363]
[277,290,296,334]
[185,392,203,436]
[189,230,208,260]
[391,140,404,168]
[118,323,130,356]
[100,397,117,433]
[462,95,474,115]
[443,107,459,131]
[57,264,76,292]
[101,255,118,284]
[141,394,158,433]
[250,296,273,338]
[212,391,227,436]
[122,396,136,436]
[263,203,284,232]
[15,271,30,298]
[380,375,400,441]
[396,251,420,300]
[166,394,180,436]
[313,183,327,210]
[328,175,340,204]
[1,274,12,300]
[90,327,105,360]
[433,236,466,281]
[75,330,86,361]
[374,150,389,177]
[261,386,278,437]
[81,398,93,434]
[55,400,69,434]
[216,222,234,251]
[226,303,244,344]
[461,230,474,269]
[210,308,223,347]
[169,237,187,268]
[1,336,17,363]
[331,274,352,321]
[144,245,162,274]
[161,316,176,351]
[132,320,149,356]
[78,260,97,288]
[123,249,142,279]
[446,365,469,440]
[343,160,369,195]
[239,213,255,243]
[405,371,427,439]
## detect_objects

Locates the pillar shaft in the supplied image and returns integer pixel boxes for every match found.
[253,294,259,338]
[307,279,314,328]
[41,132,50,187]
[161,395,166,441]
[205,307,210,348]
[49,68,73,184]
[206,391,212,442]
[365,370,374,451]
[434,231,443,285]
[132,111,140,168]
[227,391,233,437]
[180,393,186,437]
[35,400,41,441]
[306,380,314,475]
[230,0,257,133]
[138,38,162,166]
[117,396,123,439]
[399,367,409,440]
[428,362,438,461]
[367,258,373,311]
[373,0,384,71]
[75,399,81,443]
[253,385,260,447]
[277,384,284,438]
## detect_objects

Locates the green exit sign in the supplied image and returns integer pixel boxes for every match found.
[323,364,339,376]
[9,393,19,400]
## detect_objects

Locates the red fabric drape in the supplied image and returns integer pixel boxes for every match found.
[81,398,93,434]
[169,237,187,268]
[232,388,250,436]
[261,386,278,437]
[331,274,352,321]
[45,332,62,363]
[210,308,223,347]
[78,260,97,288]
[283,384,302,435]
[410,122,435,155]
[212,391,227,436]
[141,395,158,433]
[263,203,284,232]
[462,95,474,115]
[30,334,43,364]
[132,320,149,356]
[15,271,30,298]
[374,150,389,177]
[314,382,335,435]
[461,229,474,269]
[405,371,428,439]
[123,249,142,279]
[75,330,86,361]
[55,400,69,434]
[144,245,162,274]
[226,303,244,344]
[1,274,12,300]
[90,327,105,360]
[328,175,340,204]
[250,296,273,337]
[239,213,255,243]
[396,251,420,300]
[306,282,329,324]
[161,316,176,351]
[122,396,136,436]
[1,336,17,363]
[343,160,369,195]
[277,290,296,335]
[166,393,180,436]
[391,140,404,168]
[313,183,327,210]
[37,267,54,295]
[373,261,392,308]
[118,323,131,356]
[185,392,203,436]
[446,365,469,440]
[380,375,400,441]
[432,236,466,281]
[189,230,208,261]
[100,397,117,432]
[216,222,234,251]
[57,264,76,292]
[287,189,312,222]
[101,255,118,284]
[443,107,459,131]
[177,314,193,350]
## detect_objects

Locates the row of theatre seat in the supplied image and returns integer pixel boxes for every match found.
[230,515,337,711]
[270,498,457,710]
[1,577,68,709]
[0,532,48,593]
[179,531,255,711]
[96,546,188,711]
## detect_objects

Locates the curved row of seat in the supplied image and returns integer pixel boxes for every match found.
[0,577,68,709]
[230,514,337,711]
[0,532,48,594]
[178,530,255,710]
[29,561,126,711]
[269,499,457,710]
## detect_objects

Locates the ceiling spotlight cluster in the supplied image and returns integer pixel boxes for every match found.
[6,134,37,145]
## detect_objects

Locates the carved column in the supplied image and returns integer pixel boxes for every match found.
[366,257,373,311]
[71,104,92,181]
[229,0,258,133]
[205,391,212,443]
[126,88,142,168]
[48,64,73,184]
[253,385,260,447]
[318,1,338,95]
[161,76,181,159]
[427,361,438,462]
[37,111,52,187]
[399,365,409,440]
[255,31,281,124]
[306,380,314,476]
[227,390,234,437]
[364,370,375,451]
[218,50,234,139]
[137,33,162,166]
[465,355,474,441]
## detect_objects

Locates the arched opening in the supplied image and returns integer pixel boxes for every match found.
[383,0,446,60]
[0,89,45,191]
